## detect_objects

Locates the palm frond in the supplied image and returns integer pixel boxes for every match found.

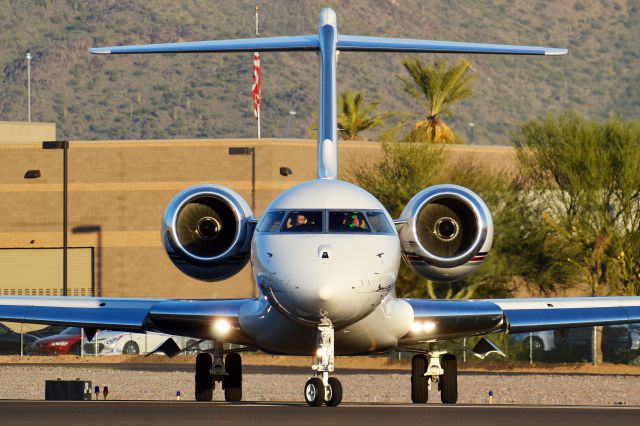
[398,58,474,144]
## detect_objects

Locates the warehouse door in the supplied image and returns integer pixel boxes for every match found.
[0,248,94,296]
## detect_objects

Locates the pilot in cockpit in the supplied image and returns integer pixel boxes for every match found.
[294,213,308,227]
[344,212,369,231]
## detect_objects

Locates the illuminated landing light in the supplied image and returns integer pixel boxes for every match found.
[422,321,436,332]
[316,348,327,358]
[411,321,437,333]
[213,319,231,335]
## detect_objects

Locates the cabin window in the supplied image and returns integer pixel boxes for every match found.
[257,211,285,232]
[281,211,324,232]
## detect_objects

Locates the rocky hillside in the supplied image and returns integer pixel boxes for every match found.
[1,0,638,144]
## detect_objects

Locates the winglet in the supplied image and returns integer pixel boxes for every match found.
[88,47,111,55]
[545,48,569,56]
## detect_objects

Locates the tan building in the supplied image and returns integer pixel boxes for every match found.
[0,123,515,299]
[0,121,56,144]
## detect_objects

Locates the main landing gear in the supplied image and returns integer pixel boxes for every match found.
[410,343,458,404]
[195,341,242,402]
[304,318,343,407]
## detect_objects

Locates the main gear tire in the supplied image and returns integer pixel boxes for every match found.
[195,352,214,402]
[223,352,242,402]
[411,354,428,403]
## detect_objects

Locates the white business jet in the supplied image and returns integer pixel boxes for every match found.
[2,8,638,407]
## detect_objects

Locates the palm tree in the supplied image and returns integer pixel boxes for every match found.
[398,58,475,144]
[337,91,384,141]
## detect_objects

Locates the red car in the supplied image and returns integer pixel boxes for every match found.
[32,327,83,355]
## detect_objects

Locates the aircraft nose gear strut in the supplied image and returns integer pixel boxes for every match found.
[304,318,343,407]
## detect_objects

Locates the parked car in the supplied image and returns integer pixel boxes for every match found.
[602,324,640,363]
[83,331,200,355]
[0,323,37,355]
[32,327,83,355]
[509,330,556,352]
[27,325,68,339]
[553,327,593,361]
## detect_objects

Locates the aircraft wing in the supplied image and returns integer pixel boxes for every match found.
[491,297,640,333]
[0,296,254,343]
[401,296,640,343]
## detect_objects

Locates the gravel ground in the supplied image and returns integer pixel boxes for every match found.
[1,366,639,405]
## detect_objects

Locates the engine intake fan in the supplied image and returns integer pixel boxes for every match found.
[162,185,254,281]
[398,184,493,282]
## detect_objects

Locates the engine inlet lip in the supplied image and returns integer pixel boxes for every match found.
[166,187,244,262]
[434,217,459,241]
[409,187,488,267]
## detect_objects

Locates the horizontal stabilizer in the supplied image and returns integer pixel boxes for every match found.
[337,35,568,55]
[90,34,567,57]
[89,35,319,55]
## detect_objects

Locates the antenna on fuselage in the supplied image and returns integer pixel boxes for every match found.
[89,7,567,180]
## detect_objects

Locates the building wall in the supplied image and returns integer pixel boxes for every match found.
[0,121,55,143]
[0,135,515,299]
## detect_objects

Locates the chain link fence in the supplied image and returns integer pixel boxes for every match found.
[2,322,640,366]
[0,322,207,357]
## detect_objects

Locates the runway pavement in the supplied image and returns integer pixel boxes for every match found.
[0,401,637,426]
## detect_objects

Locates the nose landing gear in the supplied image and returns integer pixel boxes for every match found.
[410,343,458,404]
[305,318,343,407]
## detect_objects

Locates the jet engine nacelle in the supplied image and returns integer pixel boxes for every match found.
[398,184,493,282]
[161,185,254,281]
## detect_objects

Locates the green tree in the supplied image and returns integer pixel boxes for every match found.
[397,58,475,144]
[336,91,384,141]
[514,112,640,297]
[347,142,524,299]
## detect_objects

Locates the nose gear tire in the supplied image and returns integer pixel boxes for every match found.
[325,377,343,407]
[304,377,325,407]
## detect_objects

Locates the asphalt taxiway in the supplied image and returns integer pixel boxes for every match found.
[0,401,637,426]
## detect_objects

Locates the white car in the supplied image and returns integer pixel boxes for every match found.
[83,331,200,355]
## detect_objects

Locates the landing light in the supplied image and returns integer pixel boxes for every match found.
[422,321,436,332]
[213,319,231,335]
[411,321,436,333]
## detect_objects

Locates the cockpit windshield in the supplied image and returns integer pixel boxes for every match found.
[256,209,394,234]
[281,211,323,232]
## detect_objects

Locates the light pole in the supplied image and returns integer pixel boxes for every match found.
[283,110,297,138]
[43,140,70,296]
[26,51,32,122]
[228,147,256,211]
[469,122,475,144]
